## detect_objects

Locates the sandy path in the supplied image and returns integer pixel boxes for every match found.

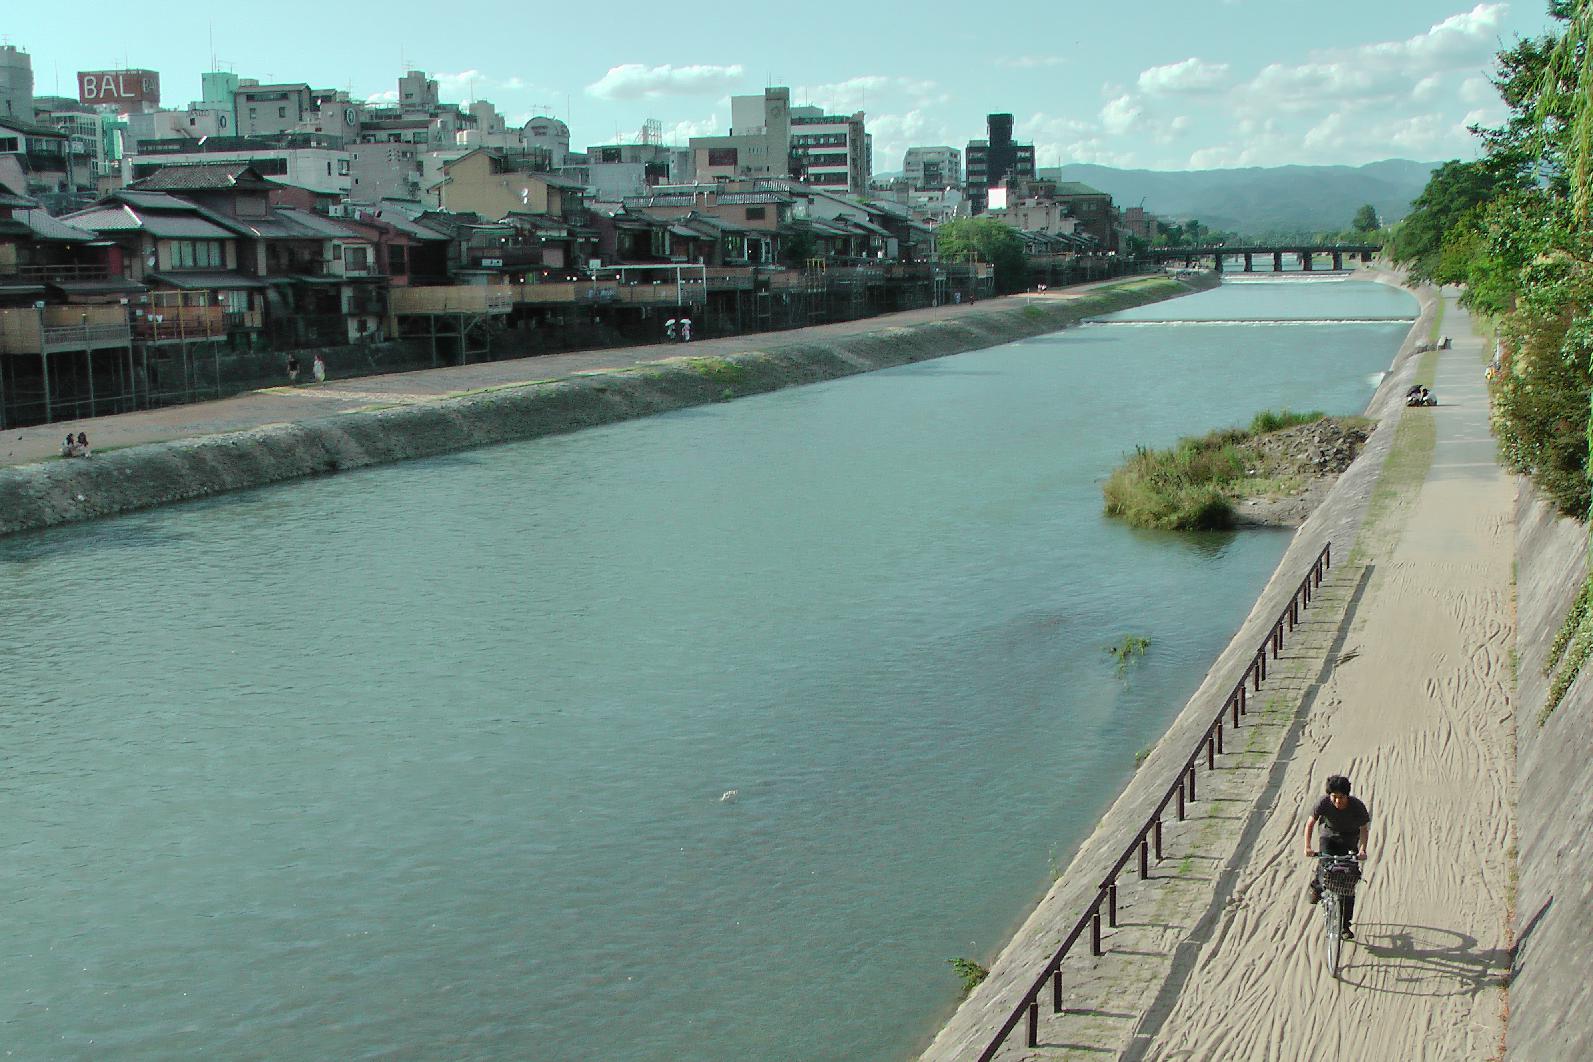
[1139,291,1514,1060]
[0,280,1133,469]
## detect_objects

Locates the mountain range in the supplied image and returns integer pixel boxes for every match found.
[1039,160,1443,237]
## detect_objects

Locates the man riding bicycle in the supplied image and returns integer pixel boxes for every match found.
[1303,774,1369,939]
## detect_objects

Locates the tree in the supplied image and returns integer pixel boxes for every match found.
[1352,204,1381,233]
[936,217,1028,293]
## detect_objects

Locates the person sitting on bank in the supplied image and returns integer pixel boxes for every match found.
[61,433,78,458]
[75,431,91,458]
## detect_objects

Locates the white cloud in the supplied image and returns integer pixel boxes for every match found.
[501,76,528,92]
[664,116,721,142]
[585,63,745,101]
[364,89,398,105]
[1138,58,1232,95]
[1099,94,1144,135]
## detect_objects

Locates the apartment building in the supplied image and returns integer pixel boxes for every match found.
[234,81,313,137]
[789,106,868,192]
[126,136,352,196]
[903,146,961,189]
[965,113,1034,215]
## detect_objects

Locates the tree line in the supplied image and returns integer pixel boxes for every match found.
[1386,0,1592,517]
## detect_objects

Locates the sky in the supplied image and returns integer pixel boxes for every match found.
[4,0,1564,172]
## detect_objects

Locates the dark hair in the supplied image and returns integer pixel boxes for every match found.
[1325,774,1351,795]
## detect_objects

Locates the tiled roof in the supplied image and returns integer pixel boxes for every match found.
[130,164,277,192]
[15,208,97,242]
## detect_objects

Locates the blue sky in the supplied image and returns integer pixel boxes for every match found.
[5,1,1562,171]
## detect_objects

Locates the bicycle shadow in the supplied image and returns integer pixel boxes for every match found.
[1335,921,1508,998]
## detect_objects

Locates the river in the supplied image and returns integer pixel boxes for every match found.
[0,276,1416,1059]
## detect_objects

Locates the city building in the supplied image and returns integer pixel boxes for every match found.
[234,81,313,137]
[903,146,961,189]
[524,116,572,167]
[0,45,34,121]
[689,87,792,182]
[125,136,352,196]
[789,106,868,192]
[965,113,1034,215]
[427,148,586,220]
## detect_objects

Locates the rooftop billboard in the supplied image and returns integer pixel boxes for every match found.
[77,70,160,109]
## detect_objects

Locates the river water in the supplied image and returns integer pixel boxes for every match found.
[1,277,1416,1060]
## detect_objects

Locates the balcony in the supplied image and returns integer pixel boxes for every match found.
[0,263,113,283]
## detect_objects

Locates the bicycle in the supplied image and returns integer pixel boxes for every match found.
[1314,853,1362,978]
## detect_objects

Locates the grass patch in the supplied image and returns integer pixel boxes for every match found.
[1103,409,1336,530]
[1540,571,1593,725]
[685,357,747,388]
[947,957,989,997]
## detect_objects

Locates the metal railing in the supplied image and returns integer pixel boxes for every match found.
[977,542,1333,1061]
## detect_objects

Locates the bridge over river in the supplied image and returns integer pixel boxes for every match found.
[1147,243,1380,273]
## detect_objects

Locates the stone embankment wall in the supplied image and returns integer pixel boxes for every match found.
[0,274,1216,538]
[1509,488,1593,1062]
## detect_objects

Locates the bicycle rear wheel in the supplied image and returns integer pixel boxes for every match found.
[1323,892,1342,978]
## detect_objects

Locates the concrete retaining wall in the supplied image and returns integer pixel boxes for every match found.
[0,275,1215,538]
[1509,487,1593,1062]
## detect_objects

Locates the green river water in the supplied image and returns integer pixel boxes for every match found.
[1,277,1417,1059]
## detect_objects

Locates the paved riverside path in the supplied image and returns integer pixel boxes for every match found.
[0,282,1132,469]
[1131,289,1514,1059]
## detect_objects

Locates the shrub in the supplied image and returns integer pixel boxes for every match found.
[1249,409,1325,434]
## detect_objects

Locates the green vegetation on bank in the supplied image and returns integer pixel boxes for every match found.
[1383,2,1593,720]
[1103,410,1332,530]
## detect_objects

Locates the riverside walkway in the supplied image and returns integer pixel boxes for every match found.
[0,281,1132,470]
[1130,288,1513,1058]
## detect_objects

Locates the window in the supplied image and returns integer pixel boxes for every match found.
[388,244,408,274]
[337,159,350,175]
[0,136,17,153]
[744,206,766,221]
[171,240,224,269]
[277,106,287,119]
[248,107,257,120]
[707,147,738,167]
[345,246,369,272]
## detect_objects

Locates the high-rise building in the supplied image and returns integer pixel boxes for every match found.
[789,105,868,192]
[965,113,1034,214]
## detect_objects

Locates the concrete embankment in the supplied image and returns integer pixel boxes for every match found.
[0,275,1214,538]
[923,276,1437,1059]
[1509,489,1593,1061]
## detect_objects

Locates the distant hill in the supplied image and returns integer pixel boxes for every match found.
[1039,160,1444,237]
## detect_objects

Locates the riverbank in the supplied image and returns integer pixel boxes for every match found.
[0,273,1213,538]
[922,271,1440,1059]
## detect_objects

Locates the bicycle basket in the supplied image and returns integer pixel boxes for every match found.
[1322,861,1361,894]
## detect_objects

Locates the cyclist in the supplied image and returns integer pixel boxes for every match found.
[1303,774,1369,939]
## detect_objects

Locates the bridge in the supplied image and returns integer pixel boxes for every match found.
[1145,243,1380,273]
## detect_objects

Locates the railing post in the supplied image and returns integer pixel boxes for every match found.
[1139,837,1149,879]
[1107,883,1118,927]
[1188,765,1197,803]
[1325,543,1331,571]
[1027,998,1039,1047]
[1154,817,1163,860]
[1215,722,1224,756]
[1091,911,1103,956]
[1231,694,1240,727]
[1176,784,1185,820]
[1257,650,1267,685]
[1207,733,1216,768]
[1239,683,1248,716]
[1052,964,1063,1012]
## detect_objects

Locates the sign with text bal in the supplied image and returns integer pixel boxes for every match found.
[77,70,161,108]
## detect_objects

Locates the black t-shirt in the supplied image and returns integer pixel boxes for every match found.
[1313,795,1369,842]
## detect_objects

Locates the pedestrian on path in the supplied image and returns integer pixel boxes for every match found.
[286,353,301,385]
[312,353,327,385]
[679,316,693,342]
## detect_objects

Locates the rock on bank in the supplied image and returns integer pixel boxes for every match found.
[0,275,1215,538]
